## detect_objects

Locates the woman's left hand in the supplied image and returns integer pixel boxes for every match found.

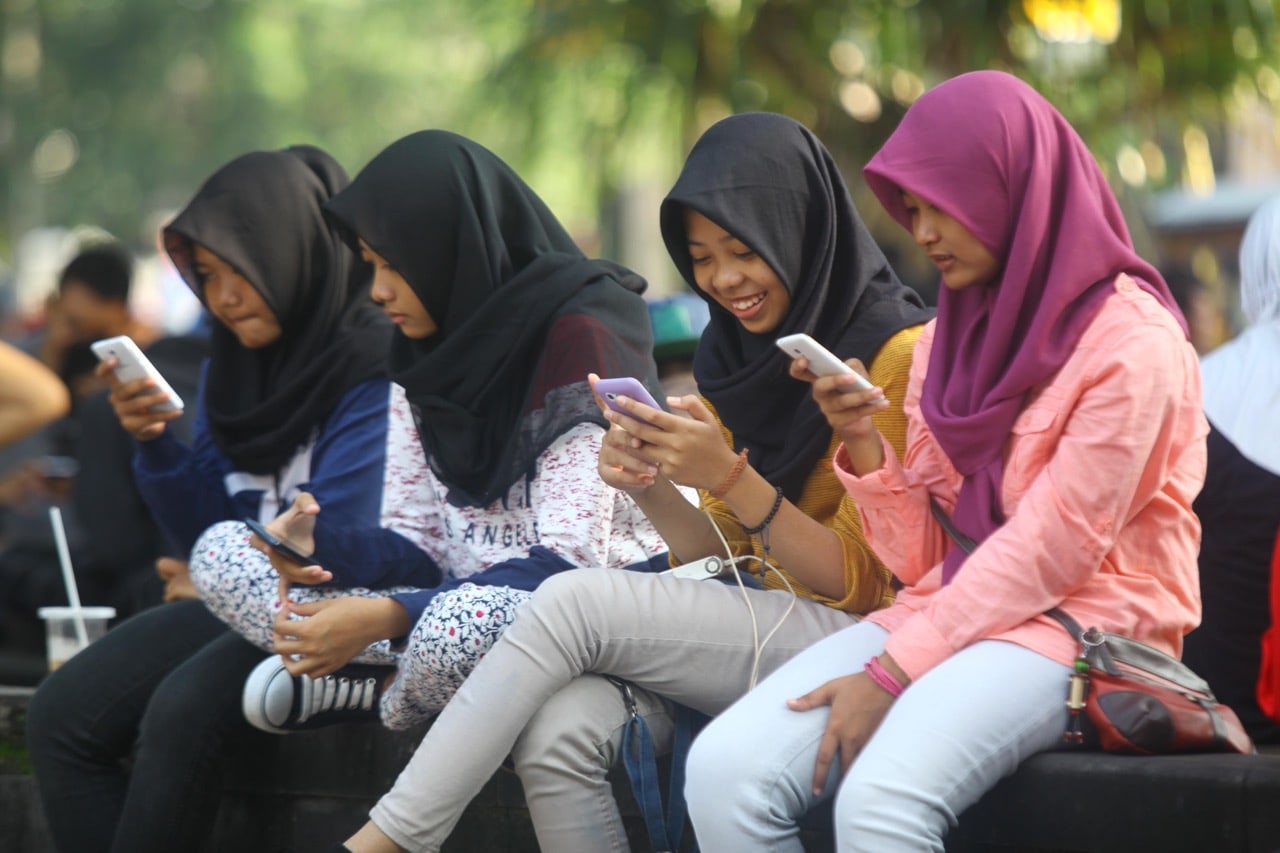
[609,394,741,492]
[787,669,899,795]
[271,596,406,678]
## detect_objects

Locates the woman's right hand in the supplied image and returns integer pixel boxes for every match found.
[99,358,183,441]
[790,356,886,449]
[247,492,333,602]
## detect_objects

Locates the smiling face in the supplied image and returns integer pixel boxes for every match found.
[684,208,791,334]
[360,239,438,340]
[900,190,1002,292]
[193,244,282,348]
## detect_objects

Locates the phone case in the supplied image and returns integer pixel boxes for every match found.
[243,518,314,565]
[595,377,662,426]
[774,333,874,390]
[91,335,185,412]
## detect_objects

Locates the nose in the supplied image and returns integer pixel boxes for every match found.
[710,261,745,291]
[369,270,394,304]
[912,210,938,248]
[209,277,241,308]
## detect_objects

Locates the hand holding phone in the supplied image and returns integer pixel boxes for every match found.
[594,376,664,428]
[91,335,184,412]
[244,517,315,566]
[775,333,875,391]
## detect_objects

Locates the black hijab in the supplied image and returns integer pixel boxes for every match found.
[164,145,389,474]
[325,130,661,508]
[660,113,933,502]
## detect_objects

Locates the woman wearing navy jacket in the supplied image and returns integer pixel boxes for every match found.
[27,145,398,853]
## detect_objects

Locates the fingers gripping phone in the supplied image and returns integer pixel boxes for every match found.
[775,333,875,391]
[243,518,314,566]
[91,335,185,412]
[595,377,664,427]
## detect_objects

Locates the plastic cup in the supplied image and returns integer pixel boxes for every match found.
[36,606,116,671]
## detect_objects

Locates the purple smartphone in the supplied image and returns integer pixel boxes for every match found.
[595,377,663,427]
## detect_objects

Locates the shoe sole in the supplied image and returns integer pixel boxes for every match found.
[243,656,292,734]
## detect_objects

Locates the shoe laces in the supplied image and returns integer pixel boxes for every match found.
[297,672,378,723]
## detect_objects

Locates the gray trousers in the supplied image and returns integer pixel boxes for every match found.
[370,568,858,852]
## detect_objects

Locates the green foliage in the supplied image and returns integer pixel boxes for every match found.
[1,0,1278,257]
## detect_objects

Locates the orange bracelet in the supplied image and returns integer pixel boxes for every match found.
[709,449,749,499]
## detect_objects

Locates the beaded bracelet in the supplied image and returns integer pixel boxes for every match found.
[709,449,749,499]
[741,485,784,536]
[863,656,906,698]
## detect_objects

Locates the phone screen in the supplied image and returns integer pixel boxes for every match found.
[243,518,314,565]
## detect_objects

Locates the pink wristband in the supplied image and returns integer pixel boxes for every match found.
[864,657,905,698]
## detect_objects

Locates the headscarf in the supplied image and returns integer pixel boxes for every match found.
[164,146,388,475]
[324,130,660,508]
[660,112,932,502]
[863,70,1186,583]
[1200,194,1280,475]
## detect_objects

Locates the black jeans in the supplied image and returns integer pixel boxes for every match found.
[26,599,271,853]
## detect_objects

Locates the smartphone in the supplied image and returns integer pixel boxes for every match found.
[775,333,875,391]
[243,517,314,566]
[594,376,663,427]
[91,335,185,412]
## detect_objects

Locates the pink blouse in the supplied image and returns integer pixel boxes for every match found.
[836,276,1208,681]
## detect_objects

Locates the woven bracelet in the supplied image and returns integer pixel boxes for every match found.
[741,485,784,536]
[709,449,749,499]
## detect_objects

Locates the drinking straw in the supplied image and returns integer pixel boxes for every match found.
[49,506,89,647]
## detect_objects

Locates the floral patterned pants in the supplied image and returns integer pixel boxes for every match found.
[189,520,531,729]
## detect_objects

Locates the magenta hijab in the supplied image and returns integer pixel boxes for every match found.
[864,70,1186,583]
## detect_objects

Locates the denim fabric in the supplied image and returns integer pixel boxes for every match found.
[686,622,1071,852]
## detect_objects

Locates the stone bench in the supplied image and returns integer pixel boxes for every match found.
[7,681,1280,852]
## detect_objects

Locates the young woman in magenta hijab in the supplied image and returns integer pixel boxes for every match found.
[685,71,1206,851]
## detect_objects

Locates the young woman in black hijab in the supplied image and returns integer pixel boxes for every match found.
[336,114,932,853]
[216,130,670,733]
[27,146,396,853]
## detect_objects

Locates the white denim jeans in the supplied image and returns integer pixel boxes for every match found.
[686,621,1071,852]
[369,568,859,852]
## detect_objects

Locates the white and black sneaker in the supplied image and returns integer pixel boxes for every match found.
[242,656,393,733]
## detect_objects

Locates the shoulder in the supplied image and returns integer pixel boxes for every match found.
[316,378,393,435]
[866,323,928,386]
[1075,275,1192,368]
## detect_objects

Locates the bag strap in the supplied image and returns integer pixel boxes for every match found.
[929,497,1084,642]
[930,500,1217,695]
[610,677,706,853]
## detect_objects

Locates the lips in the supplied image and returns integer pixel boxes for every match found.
[730,293,765,312]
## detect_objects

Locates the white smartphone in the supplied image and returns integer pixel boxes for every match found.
[91,335,185,412]
[775,333,874,391]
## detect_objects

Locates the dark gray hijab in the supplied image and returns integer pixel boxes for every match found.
[660,113,932,501]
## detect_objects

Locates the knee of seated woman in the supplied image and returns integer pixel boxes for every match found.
[188,519,256,582]
[528,566,642,614]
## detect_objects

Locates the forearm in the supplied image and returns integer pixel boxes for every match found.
[629,477,725,563]
[840,430,886,477]
[720,466,846,599]
[362,597,411,645]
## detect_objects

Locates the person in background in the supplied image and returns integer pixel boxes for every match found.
[685,70,1205,851]
[1181,194,1280,744]
[38,243,157,376]
[0,340,69,450]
